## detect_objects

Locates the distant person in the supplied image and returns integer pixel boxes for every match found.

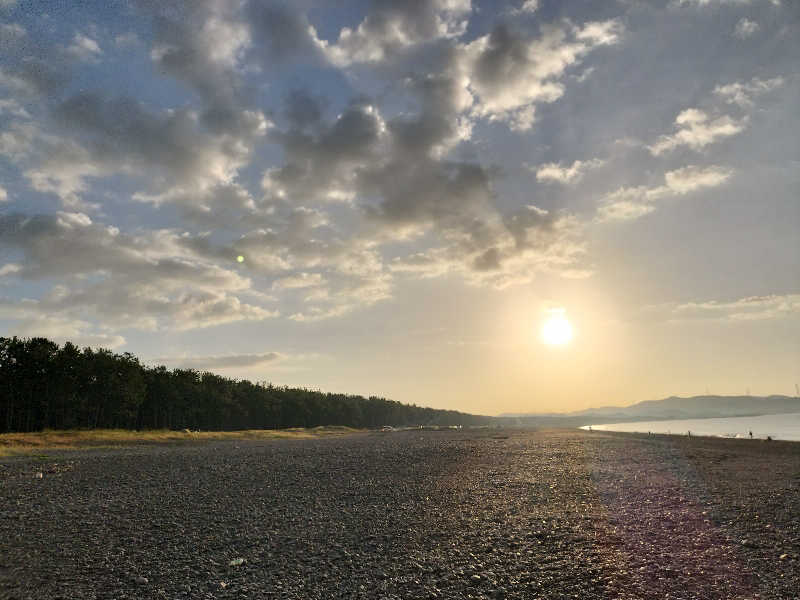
[749,430,753,439]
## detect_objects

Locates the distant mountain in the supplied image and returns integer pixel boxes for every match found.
[500,395,800,425]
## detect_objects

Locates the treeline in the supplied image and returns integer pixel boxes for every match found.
[0,337,490,433]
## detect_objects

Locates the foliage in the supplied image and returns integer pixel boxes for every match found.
[0,337,488,433]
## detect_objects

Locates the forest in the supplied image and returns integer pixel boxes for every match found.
[0,337,490,433]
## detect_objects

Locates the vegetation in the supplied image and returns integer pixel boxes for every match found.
[0,426,360,457]
[0,336,489,433]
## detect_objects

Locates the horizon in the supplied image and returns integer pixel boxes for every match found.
[1,1,798,415]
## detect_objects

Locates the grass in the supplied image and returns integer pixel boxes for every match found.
[0,426,363,457]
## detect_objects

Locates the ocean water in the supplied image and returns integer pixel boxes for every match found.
[581,412,800,442]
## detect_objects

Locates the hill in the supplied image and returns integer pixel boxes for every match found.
[501,395,800,426]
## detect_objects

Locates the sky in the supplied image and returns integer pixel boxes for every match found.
[0,0,798,415]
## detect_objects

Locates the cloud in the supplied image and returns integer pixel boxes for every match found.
[314,0,472,66]
[0,185,6,202]
[510,0,539,14]
[733,18,760,38]
[535,158,604,184]
[596,198,657,223]
[0,212,278,331]
[0,92,269,211]
[713,76,784,107]
[151,351,284,370]
[462,19,623,129]
[647,108,745,155]
[597,165,732,222]
[66,33,102,62]
[272,272,326,290]
[662,294,800,322]
[148,0,251,107]
[0,98,30,118]
[0,304,127,349]
[663,164,733,193]
[0,263,21,276]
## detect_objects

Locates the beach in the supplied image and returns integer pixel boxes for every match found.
[1,429,798,599]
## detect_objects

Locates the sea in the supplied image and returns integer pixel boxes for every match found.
[580,412,800,442]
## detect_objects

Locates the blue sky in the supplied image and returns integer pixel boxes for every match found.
[1,0,798,414]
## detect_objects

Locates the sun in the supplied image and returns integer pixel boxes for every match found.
[541,311,574,346]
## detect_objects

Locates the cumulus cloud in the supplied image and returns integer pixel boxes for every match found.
[597,165,732,222]
[535,158,604,184]
[462,19,623,129]
[713,76,784,107]
[0,91,269,211]
[0,212,277,331]
[66,33,102,62]
[648,108,745,155]
[733,18,760,38]
[511,0,540,14]
[314,0,472,66]
[0,1,668,335]
[0,263,21,276]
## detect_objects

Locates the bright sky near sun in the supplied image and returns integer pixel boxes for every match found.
[0,1,798,414]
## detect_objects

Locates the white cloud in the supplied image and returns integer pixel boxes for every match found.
[315,0,472,66]
[66,33,102,62]
[0,263,21,276]
[597,165,732,222]
[733,18,760,38]
[713,76,784,107]
[0,304,127,349]
[0,212,279,331]
[462,20,623,130]
[535,158,604,184]
[515,0,540,13]
[666,294,800,321]
[0,185,6,202]
[663,164,733,193]
[648,108,745,155]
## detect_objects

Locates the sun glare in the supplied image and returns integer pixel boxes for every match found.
[541,311,574,346]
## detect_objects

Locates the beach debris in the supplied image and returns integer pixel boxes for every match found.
[34,472,43,479]
[779,553,789,560]
[135,576,149,585]
[220,581,228,589]
[229,557,245,566]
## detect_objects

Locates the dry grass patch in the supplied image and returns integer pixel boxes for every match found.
[0,426,363,457]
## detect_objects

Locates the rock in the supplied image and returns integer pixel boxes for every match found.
[135,576,149,585]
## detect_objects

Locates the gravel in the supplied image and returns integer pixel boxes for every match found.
[1,429,798,599]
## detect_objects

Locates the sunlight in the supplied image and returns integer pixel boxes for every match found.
[541,310,574,346]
